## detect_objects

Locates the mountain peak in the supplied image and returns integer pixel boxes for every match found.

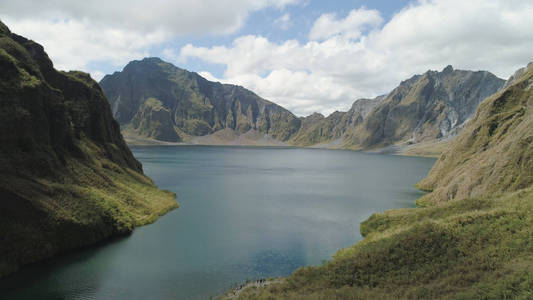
[99,59,301,141]
[138,57,165,64]
[121,57,190,75]
[442,65,454,73]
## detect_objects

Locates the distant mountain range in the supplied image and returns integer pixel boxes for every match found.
[100,58,505,153]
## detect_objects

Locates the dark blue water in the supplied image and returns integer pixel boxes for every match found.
[0,146,435,299]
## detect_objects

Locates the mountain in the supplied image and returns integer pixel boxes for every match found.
[289,66,503,151]
[227,64,533,299]
[289,96,386,146]
[0,22,177,277]
[417,62,533,204]
[100,59,504,153]
[344,65,505,150]
[99,58,301,143]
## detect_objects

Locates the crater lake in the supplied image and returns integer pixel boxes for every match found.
[0,146,436,299]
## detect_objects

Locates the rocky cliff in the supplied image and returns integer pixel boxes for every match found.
[0,22,177,277]
[100,58,301,142]
[417,63,533,204]
[344,66,505,149]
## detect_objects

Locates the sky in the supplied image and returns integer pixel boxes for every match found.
[1,0,533,116]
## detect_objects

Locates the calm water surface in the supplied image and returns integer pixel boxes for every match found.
[0,146,435,299]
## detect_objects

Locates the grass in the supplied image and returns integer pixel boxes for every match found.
[0,143,177,275]
[0,139,177,278]
[229,187,533,299]
[399,139,453,158]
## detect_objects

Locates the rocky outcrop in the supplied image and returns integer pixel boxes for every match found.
[0,21,177,277]
[100,58,301,142]
[344,66,505,149]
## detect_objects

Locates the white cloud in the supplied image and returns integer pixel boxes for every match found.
[2,18,167,72]
[309,7,382,41]
[162,47,182,64]
[0,0,301,79]
[1,0,301,35]
[179,0,533,116]
[274,13,292,30]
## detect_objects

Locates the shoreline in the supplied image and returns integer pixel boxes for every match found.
[127,138,445,158]
[220,279,284,299]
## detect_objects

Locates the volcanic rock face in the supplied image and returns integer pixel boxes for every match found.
[344,66,505,149]
[100,58,301,142]
[0,21,176,277]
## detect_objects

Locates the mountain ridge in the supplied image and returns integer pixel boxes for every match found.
[100,58,504,154]
[343,65,505,150]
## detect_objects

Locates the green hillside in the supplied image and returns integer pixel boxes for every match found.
[0,21,177,277]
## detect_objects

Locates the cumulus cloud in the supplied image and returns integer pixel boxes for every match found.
[2,17,167,74]
[1,0,300,35]
[0,0,300,78]
[309,7,382,41]
[179,0,533,116]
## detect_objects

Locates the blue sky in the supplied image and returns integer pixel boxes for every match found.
[89,0,412,79]
[1,0,533,115]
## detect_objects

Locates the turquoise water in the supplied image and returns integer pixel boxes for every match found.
[0,146,435,299]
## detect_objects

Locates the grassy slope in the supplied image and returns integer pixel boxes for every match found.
[0,22,177,277]
[398,139,454,158]
[229,65,533,299]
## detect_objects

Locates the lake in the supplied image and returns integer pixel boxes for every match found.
[0,146,435,299]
